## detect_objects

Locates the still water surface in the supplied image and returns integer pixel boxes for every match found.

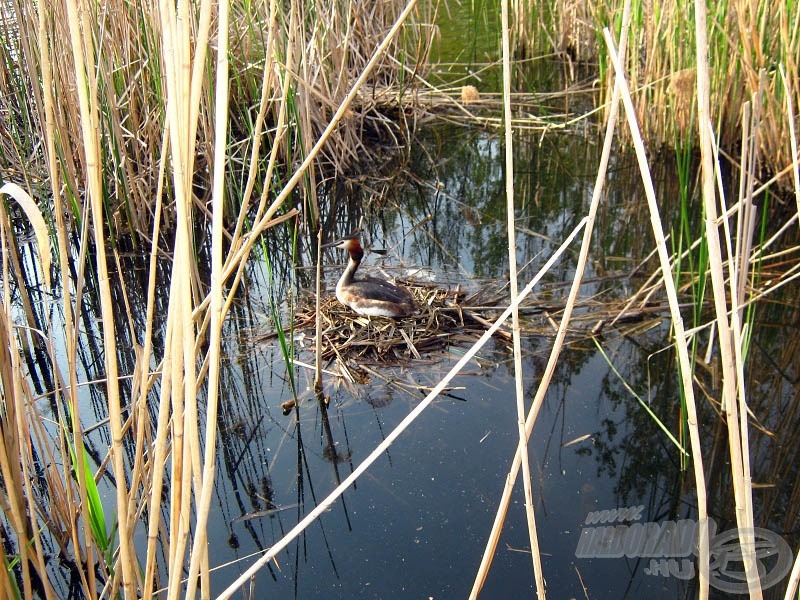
[184,124,798,598]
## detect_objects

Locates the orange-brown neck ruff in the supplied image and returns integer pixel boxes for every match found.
[333,239,415,318]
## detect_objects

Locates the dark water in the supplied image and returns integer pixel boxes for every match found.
[176,123,798,598]
[16,117,798,598]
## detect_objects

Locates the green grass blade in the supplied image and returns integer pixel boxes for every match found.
[593,337,689,457]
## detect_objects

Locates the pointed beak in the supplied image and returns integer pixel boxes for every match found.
[322,233,361,250]
[322,239,344,249]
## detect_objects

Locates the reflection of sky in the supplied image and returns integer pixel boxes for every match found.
[204,327,690,597]
[198,127,746,597]
[360,128,606,288]
[21,119,798,597]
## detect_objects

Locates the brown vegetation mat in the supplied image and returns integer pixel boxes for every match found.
[292,278,672,372]
[294,284,493,366]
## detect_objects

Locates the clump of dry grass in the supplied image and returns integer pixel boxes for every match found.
[295,283,509,367]
[540,0,800,192]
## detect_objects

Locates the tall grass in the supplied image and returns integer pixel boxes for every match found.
[3,0,800,596]
[0,0,431,596]
[540,0,800,191]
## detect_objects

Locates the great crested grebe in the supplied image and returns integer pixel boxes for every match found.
[324,236,415,318]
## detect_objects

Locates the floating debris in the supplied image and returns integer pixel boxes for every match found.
[241,271,674,380]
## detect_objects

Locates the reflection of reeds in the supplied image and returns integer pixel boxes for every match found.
[1,0,430,596]
[2,0,799,595]
[469,1,800,596]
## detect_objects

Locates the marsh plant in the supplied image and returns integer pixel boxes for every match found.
[1,0,800,596]
[552,0,800,185]
[0,0,432,596]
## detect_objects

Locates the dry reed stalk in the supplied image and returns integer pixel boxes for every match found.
[602,26,710,598]
[550,0,800,192]
[500,0,544,595]
[315,229,324,391]
[695,0,760,592]
[774,80,800,597]
[183,0,231,595]
[153,0,214,597]
[779,65,800,227]
[216,217,588,600]
[35,1,102,593]
[470,2,633,595]
[785,558,800,600]
[0,198,56,599]
[721,108,760,594]
[62,0,138,594]
[134,127,169,598]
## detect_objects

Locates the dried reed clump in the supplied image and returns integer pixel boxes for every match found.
[295,284,475,366]
[554,0,597,63]
[2,0,434,240]
[542,0,800,190]
[668,68,696,135]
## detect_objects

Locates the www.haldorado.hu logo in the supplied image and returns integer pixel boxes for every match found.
[575,506,793,593]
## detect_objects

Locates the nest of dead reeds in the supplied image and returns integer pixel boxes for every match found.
[290,273,679,378]
[294,282,509,368]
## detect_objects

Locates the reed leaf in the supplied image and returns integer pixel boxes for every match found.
[65,433,112,560]
[0,549,22,600]
[592,337,689,457]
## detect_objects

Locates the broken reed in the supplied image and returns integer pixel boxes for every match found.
[515,0,800,189]
[0,0,431,597]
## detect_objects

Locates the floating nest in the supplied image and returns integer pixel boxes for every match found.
[287,275,671,378]
[294,282,510,368]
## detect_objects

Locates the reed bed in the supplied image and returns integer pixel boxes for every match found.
[0,0,432,597]
[1,0,800,595]
[506,0,800,193]
[465,0,800,596]
[0,0,434,239]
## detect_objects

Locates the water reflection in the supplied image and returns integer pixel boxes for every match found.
[221,124,799,598]
[8,121,799,597]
